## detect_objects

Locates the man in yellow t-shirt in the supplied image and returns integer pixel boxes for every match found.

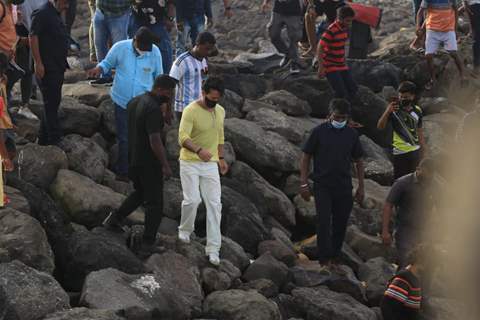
[417,0,465,89]
[177,76,228,266]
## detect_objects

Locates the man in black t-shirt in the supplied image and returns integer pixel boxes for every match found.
[103,75,176,257]
[261,0,305,74]
[299,98,365,271]
[30,0,69,146]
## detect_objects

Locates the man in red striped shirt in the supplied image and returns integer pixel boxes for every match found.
[317,6,357,101]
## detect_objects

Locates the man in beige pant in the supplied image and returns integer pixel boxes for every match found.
[177,76,229,266]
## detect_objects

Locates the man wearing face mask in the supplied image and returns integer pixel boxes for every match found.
[377,81,426,180]
[177,76,228,267]
[381,158,437,270]
[299,98,365,273]
[87,27,163,181]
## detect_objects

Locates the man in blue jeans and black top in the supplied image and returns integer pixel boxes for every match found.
[129,0,175,73]
[300,98,365,272]
[87,27,163,181]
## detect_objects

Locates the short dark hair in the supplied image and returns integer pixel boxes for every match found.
[196,31,216,46]
[153,75,177,90]
[329,98,351,115]
[338,6,355,19]
[134,27,156,51]
[202,77,225,95]
[0,52,8,76]
[398,81,417,95]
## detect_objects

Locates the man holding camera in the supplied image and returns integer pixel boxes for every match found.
[377,81,426,180]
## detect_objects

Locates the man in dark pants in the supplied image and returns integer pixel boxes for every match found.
[300,98,365,272]
[464,0,480,74]
[103,75,175,256]
[30,0,69,146]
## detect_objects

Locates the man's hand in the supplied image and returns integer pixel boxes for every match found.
[261,1,269,13]
[317,64,325,78]
[160,103,173,126]
[163,164,173,180]
[3,158,13,172]
[19,37,29,47]
[34,62,45,79]
[308,6,316,18]
[219,159,229,175]
[206,17,214,29]
[415,27,425,37]
[387,101,399,114]
[382,231,393,246]
[198,149,213,162]
[300,185,311,201]
[86,66,102,79]
[355,186,365,205]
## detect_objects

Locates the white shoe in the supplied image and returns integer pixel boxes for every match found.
[178,231,190,244]
[208,252,220,266]
[18,106,39,121]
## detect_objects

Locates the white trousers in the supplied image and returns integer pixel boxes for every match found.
[178,160,222,254]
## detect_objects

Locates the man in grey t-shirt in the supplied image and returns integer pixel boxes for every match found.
[381,158,436,268]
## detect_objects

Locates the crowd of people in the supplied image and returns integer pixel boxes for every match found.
[0,0,480,319]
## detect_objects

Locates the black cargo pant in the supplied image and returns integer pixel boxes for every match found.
[115,165,164,244]
[393,149,420,180]
[314,184,353,264]
[38,71,64,145]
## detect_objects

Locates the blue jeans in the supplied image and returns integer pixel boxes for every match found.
[114,104,128,176]
[326,70,358,102]
[129,15,173,73]
[93,9,130,63]
[176,15,205,56]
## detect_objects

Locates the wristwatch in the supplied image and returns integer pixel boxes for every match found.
[167,16,175,22]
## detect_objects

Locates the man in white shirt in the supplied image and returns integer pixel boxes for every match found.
[169,31,216,120]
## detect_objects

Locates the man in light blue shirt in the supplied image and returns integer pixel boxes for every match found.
[87,27,163,181]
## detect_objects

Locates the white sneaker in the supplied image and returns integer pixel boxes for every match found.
[18,106,39,121]
[178,231,190,244]
[208,252,220,266]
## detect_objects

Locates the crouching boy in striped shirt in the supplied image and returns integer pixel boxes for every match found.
[317,5,357,101]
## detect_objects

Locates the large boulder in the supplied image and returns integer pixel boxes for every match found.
[360,135,394,186]
[201,267,232,293]
[293,194,316,226]
[59,96,101,137]
[13,144,68,189]
[258,240,297,267]
[246,108,320,144]
[50,170,142,228]
[345,226,396,261]
[225,118,301,172]
[292,287,377,320]
[0,260,70,320]
[203,289,282,320]
[62,82,110,107]
[358,257,396,306]
[80,268,197,319]
[43,308,125,320]
[59,134,109,183]
[98,99,116,136]
[220,236,250,272]
[145,252,204,317]
[61,225,145,291]
[258,90,311,116]
[242,252,289,288]
[348,59,401,93]
[0,208,55,274]
[222,73,271,99]
[223,161,296,227]
[4,186,31,214]
[219,89,244,119]
[163,178,184,220]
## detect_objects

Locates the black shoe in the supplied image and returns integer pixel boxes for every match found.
[102,211,125,232]
[89,77,113,87]
[279,56,291,68]
[115,174,129,182]
[136,242,166,259]
[290,63,301,74]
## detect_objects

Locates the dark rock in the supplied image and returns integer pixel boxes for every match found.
[339,243,365,274]
[225,119,301,172]
[91,132,108,151]
[358,257,396,306]
[59,97,101,137]
[360,135,394,186]
[13,143,68,189]
[80,268,196,319]
[238,279,279,298]
[243,252,289,288]
[223,161,296,226]
[0,260,70,320]
[101,169,135,196]
[349,59,401,93]
[220,89,244,118]
[203,289,281,320]
[292,287,377,320]
[0,208,55,274]
[293,194,316,226]
[258,240,297,267]
[202,267,232,293]
[98,98,116,136]
[222,73,271,99]
[43,308,125,320]
[218,259,242,281]
[258,90,311,116]
[273,294,304,320]
[163,178,184,220]
[12,110,40,142]
[59,134,109,183]
[145,251,204,316]
[271,227,296,253]
[158,217,179,236]
[4,185,30,214]
[283,174,312,198]
[62,82,110,107]
[223,141,236,166]
[220,236,251,272]
[346,226,396,261]
[233,52,284,74]
[242,99,280,114]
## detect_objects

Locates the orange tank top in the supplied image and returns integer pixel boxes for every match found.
[0,2,17,55]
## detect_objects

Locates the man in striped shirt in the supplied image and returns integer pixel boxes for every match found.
[169,31,215,120]
[317,5,357,101]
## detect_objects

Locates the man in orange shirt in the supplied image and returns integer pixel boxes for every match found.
[0,0,18,59]
[417,0,465,89]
